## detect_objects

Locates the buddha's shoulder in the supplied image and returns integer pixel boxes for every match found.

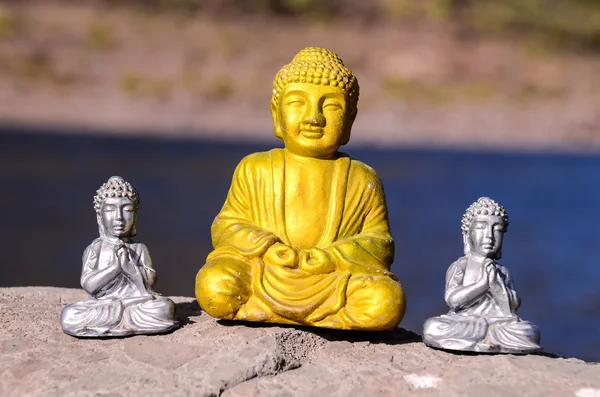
[236,150,280,170]
[346,157,380,176]
[345,156,383,187]
[495,262,511,276]
[83,238,103,259]
[86,238,103,250]
[127,242,149,256]
[448,256,468,271]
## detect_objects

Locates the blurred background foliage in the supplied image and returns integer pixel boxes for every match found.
[4,0,598,51]
[1,0,599,148]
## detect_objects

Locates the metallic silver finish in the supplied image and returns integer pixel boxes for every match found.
[422,197,541,354]
[60,176,178,338]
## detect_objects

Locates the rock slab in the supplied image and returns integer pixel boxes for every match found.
[0,287,598,396]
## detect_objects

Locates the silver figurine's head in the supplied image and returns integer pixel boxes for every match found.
[94,176,140,238]
[461,197,508,260]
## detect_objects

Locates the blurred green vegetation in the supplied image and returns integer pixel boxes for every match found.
[463,0,600,50]
[4,0,600,51]
[86,18,116,50]
[80,0,600,51]
[381,77,498,104]
[0,8,22,40]
[119,73,173,100]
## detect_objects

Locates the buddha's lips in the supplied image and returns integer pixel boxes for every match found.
[300,129,324,139]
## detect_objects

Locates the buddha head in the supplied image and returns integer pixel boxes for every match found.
[271,47,359,158]
[461,197,509,260]
[93,176,140,239]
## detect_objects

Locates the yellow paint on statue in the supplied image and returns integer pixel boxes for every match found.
[195,47,406,330]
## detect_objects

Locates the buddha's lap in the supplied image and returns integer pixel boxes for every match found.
[63,296,173,321]
[326,274,405,329]
[424,314,538,339]
[119,295,165,307]
[195,256,405,321]
[344,274,404,309]
[197,256,401,295]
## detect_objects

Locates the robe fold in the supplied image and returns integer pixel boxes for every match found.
[199,149,404,329]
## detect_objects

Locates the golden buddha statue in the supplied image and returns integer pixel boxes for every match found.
[195,47,406,330]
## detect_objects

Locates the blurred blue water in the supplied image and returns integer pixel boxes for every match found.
[1,128,598,361]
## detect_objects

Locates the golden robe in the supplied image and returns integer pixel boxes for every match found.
[196,149,406,330]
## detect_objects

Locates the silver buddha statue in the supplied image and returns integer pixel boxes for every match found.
[422,197,541,354]
[60,176,178,337]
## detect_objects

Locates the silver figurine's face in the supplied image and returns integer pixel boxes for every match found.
[468,215,505,258]
[101,197,137,238]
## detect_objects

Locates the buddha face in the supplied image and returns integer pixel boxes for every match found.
[272,83,356,158]
[467,215,505,259]
[100,197,137,238]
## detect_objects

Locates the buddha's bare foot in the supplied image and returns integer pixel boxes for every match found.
[234,296,271,322]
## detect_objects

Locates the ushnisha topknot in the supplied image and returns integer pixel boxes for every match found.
[271,47,360,112]
[461,197,508,236]
[93,176,140,213]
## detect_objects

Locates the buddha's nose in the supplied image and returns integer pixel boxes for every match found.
[304,113,325,127]
[483,226,493,237]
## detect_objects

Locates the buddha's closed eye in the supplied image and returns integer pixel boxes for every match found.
[285,98,305,107]
[324,102,343,111]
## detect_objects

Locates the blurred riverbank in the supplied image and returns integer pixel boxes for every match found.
[0,1,599,151]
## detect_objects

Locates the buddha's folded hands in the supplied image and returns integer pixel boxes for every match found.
[263,243,298,268]
[322,231,394,276]
[118,251,137,275]
[298,248,336,274]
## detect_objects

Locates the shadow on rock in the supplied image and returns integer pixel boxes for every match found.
[175,300,202,327]
[217,319,422,346]
[426,345,566,360]
[313,327,422,346]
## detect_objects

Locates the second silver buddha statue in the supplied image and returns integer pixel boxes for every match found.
[60,176,178,337]
[422,197,541,354]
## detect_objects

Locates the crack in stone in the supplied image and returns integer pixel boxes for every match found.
[218,363,303,397]
[216,329,327,396]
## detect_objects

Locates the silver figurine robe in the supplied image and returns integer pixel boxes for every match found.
[422,197,541,354]
[61,176,178,337]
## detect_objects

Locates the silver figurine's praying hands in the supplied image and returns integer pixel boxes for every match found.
[60,176,178,337]
[422,197,541,354]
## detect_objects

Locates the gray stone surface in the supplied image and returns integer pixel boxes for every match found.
[0,287,598,397]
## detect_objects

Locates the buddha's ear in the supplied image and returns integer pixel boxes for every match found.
[271,102,283,140]
[495,246,502,260]
[96,212,107,238]
[130,211,138,237]
[495,228,506,260]
[349,106,358,122]
[463,234,471,256]
[340,107,358,145]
